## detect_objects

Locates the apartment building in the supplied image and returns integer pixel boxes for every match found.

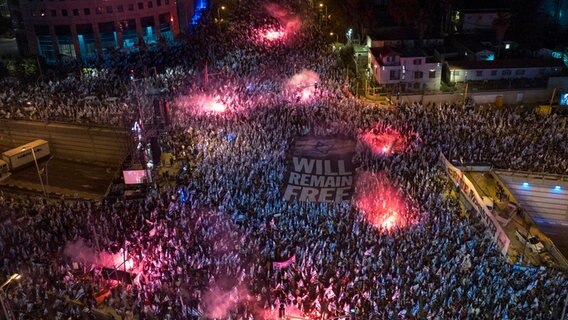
[369,46,442,92]
[8,0,195,63]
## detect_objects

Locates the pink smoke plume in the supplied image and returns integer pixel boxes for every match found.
[63,238,134,271]
[354,171,410,231]
[174,94,228,115]
[260,304,319,319]
[359,125,409,155]
[285,69,320,102]
[201,284,252,318]
[264,3,302,35]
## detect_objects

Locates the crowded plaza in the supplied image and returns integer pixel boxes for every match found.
[1,0,568,319]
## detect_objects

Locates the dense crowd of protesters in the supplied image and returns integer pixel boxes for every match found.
[1,0,568,319]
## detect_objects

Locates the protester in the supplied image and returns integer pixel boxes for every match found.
[1,0,567,319]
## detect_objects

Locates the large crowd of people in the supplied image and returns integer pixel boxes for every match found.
[1,0,568,319]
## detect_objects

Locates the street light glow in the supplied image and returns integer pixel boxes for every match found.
[1,273,22,290]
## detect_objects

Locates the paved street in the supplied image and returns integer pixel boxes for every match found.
[467,171,568,265]
[0,157,117,200]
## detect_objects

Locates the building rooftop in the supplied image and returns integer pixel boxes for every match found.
[370,46,431,59]
[446,58,564,70]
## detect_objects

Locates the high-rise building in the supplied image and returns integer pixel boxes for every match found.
[8,0,196,63]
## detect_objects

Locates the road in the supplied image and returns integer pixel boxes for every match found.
[0,157,117,200]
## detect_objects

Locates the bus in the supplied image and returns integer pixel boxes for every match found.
[1,140,50,170]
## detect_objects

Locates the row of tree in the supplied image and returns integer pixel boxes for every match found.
[323,0,564,49]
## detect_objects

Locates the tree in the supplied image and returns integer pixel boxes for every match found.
[492,13,510,58]
[506,0,546,47]
[341,0,374,43]
[387,0,436,42]
[438,0,458,34]
[415,10,431,42]
[387,0,421,27]
[17,57,40,79]
[0,16,14,37]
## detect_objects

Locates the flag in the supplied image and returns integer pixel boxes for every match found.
[273,255,296,269]
[325,285,336,299]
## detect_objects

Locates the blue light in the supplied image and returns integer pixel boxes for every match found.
[191,0,209,25]
[554,185,562,191]
[522,182,529,187]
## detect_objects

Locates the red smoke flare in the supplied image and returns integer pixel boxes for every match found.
[354,171,409,231]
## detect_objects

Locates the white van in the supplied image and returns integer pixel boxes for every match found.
[0,159,10,180]
[515,229,545,253]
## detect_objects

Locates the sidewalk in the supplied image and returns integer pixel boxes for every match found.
[465,171,546,266]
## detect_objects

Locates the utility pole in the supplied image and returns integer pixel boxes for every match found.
[205,61,209,88]
[550,87,557,108]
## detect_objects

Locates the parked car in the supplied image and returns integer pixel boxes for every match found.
[515,229,545,253]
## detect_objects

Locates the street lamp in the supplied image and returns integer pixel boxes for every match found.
[1,274,21,290]
[44,155,54,200]
[319,3,327,26]
[217,5,226,21]
[329,32,338,43]
[21,147,46,198]
[0,274,21,320]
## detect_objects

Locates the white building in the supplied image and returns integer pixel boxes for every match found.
[452,2,511,33]
[445,59,564,83]
[369,46,442,92]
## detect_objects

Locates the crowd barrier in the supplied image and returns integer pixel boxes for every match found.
[439,153,511,256]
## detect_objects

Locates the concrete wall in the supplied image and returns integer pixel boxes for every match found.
[397,88,550,105]
[448,67,562,83]
[0,120,130,165]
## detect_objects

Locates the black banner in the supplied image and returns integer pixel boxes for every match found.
[283,136,356,203]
